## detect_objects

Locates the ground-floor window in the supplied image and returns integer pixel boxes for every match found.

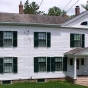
[0,57,18,73]
[34,57,63,72]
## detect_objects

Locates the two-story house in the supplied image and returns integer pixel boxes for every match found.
[0,1,88,85]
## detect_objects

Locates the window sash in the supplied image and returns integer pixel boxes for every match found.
[55,63,62,71]
[38,62,46,71]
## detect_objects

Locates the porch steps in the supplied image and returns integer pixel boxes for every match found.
[77,76,88,86]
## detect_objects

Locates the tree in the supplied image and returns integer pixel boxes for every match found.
[24,0,30,14]
[81,1,88,10]
[24,0,44,14]
[48,6,62,16]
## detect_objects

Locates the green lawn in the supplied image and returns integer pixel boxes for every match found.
[0,81,87,88]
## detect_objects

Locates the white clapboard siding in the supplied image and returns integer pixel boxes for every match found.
[0,25,88,80]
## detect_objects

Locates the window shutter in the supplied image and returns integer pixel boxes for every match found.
[47,57,50,72]
[70,34,74,47]
[0,58,3,73]
[13,57,17,73]
[13,31,17,47]
[47,32,51,47]
[0,31,3,47]
[34,57,38,72]
[34,32,38,47]
[82,34,85,48]
[51,57,55,72]
[63,57,67,71]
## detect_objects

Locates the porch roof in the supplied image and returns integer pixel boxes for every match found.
[64,47,88,56]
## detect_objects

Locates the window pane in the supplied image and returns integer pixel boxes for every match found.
[38,33,46,39]
[74,41,81,47]
[38,40,46,47]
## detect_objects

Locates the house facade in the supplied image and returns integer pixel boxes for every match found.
[0,2,88,84]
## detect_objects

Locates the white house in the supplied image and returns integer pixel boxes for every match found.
[0,1,88,85]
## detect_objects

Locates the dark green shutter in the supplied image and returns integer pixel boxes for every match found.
[70,33,74,47]
[47,32,51,47]
[47,57,50,72]
[0,58,3,73]
[34,57,38,72]
[51,57,55,72]
[34,32,38,47]
[13,57,17,73]
[82,34,85,48]
[13,31,17,47]
[63,57,67,71]
[0,31,3,47]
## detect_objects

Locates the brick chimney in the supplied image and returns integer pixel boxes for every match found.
[19,1,24,14]
[75,6,80,16]
[62,12,66,17]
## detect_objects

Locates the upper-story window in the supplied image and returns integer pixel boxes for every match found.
[0,31,17,47]
[34,32,51,47]
[70,33,85,48]
[81,21,87,25]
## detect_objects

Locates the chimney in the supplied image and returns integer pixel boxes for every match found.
[19,1,24,14]
[75,6,80,16]
[62,12,66,17]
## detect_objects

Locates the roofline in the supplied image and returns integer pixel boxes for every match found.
[0,22,88,30]
[0,22,61,28]
[62,11,88,26]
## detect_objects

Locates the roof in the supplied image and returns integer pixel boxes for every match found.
[0,13,71,24]
[64,47,88,55]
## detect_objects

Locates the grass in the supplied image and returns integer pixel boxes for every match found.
[0,81,87,88]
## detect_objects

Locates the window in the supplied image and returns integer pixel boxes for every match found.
[4,32,13,47]
[81,21,87,25]
[38,33,46,47]
[70,59,73,65]
[34,32,51,47]
[0,31,17,47]
[70,33,85,47]
[81,58,84,65]
[0,57,17,73]
[34,57,64,72]
[38,57,46,72]
[55,57,62,71]
[4,57,13,73]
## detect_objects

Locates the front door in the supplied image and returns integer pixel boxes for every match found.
[76,59,85,75]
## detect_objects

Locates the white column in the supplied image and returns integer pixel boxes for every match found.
[74,57,77,79]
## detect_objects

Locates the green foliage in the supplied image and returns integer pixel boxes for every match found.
[24,0,44,14]
[0,81,87,88]
[48,6,62,16]
[81,4,88,10]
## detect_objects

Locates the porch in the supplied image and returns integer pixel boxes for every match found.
[64,47,88,85]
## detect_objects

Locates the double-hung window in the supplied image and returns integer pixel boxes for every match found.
[70,33,85,47]
[0,57,17,73]
[38,57,46,72]
[4,32,13,47]
[4,57,13,73]
[38,33,46,47]
[0,31,17,47]
[34,32,51,47]
[55,57,62,71]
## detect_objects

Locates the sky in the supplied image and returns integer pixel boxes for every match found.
[0,0,87,15]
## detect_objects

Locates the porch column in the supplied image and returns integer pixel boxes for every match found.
[74,57,77,79]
